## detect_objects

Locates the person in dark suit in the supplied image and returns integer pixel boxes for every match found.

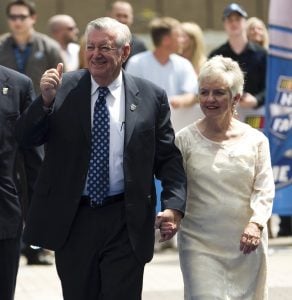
[0,65,42,300]
[16,17,186,300]
[0,0,62,265]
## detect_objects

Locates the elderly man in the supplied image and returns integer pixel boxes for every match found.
[16,17,186,300]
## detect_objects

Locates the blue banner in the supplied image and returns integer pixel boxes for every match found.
[265,0,292,215]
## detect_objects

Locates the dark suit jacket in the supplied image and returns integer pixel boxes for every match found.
[0,65,42,240]
[16,69,186,263]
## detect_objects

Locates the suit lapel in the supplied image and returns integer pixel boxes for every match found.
[123,73,140,146]
[57,70,92,145]
[0,68,14,102]
[64,71,140,147]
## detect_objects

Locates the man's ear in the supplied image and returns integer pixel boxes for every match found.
[122,44,131,62]
[31,14,37,25]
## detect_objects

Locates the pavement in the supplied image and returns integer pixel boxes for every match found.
[15,236,292,300]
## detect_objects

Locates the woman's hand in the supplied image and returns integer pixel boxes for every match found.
[155,209,182,242]
[240,222,263,254]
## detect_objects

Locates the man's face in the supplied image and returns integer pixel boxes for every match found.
[110,4,133,27]
[61,19,79,44]
[7,5,36,36]
[85,29,130,86]
[166,27,183,54]
[223,13,246,37]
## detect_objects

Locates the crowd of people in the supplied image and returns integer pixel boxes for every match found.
[0,0,287,299]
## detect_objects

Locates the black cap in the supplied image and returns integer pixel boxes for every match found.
[222,3,248,19]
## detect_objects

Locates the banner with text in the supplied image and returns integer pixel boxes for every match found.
[265,0,292,215]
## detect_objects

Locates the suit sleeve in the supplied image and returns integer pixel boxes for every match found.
[16,95,51,148]
[17,77,44,218]
[154,90,187,215]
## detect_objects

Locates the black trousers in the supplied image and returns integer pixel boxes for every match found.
[0,225,21,300]
[55,201,145,300]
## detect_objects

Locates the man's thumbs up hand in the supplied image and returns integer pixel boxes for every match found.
[40,63,64,107]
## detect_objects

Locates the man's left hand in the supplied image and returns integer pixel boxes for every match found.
[155,209,183,242]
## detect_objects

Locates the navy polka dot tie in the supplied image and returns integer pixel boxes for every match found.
[87,87,110,205]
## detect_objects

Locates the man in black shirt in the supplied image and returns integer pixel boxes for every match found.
[209,3,267,129]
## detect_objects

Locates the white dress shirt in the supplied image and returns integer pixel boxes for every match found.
[85,71,125,196]
[61,43,80,72]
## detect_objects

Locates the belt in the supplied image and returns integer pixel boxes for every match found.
[80,193,124,208]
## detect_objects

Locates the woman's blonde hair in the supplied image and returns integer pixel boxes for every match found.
[246,17,269,49]
[181,22,207,74]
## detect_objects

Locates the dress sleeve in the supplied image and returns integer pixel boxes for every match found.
[175,130,188,172]
[249,134,275,227]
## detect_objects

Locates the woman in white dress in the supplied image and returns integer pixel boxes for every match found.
[174,55,275,299]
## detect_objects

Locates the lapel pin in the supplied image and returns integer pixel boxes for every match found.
[130,104,136,111]
[2,87,8,95]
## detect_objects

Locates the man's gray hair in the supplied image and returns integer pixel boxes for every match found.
[85,17,132,47]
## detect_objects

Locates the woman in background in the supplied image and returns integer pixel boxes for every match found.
[246,17,269,49]
[179,22,207,74]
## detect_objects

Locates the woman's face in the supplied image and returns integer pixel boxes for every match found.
[180,30,191,51]
[198,77,235,120]
[247,22,265,44]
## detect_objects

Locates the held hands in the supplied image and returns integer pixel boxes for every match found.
[155,209,182,242]
[40,63,63,107]
[240,222,262,255]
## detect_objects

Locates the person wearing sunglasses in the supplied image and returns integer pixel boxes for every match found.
[0,0,63,267]
[0,0,63,95]
[48,14,80,72]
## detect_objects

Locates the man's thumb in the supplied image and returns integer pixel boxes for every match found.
[56,63,63,78]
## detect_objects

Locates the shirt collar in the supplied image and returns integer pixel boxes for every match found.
[90,71,123,97]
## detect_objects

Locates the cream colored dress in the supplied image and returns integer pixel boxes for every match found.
[175,121,274,300]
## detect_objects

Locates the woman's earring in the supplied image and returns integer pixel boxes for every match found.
[232,103,238,117]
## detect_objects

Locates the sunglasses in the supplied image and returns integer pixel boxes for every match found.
[66,26,76,31]
[8,14,30,21]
